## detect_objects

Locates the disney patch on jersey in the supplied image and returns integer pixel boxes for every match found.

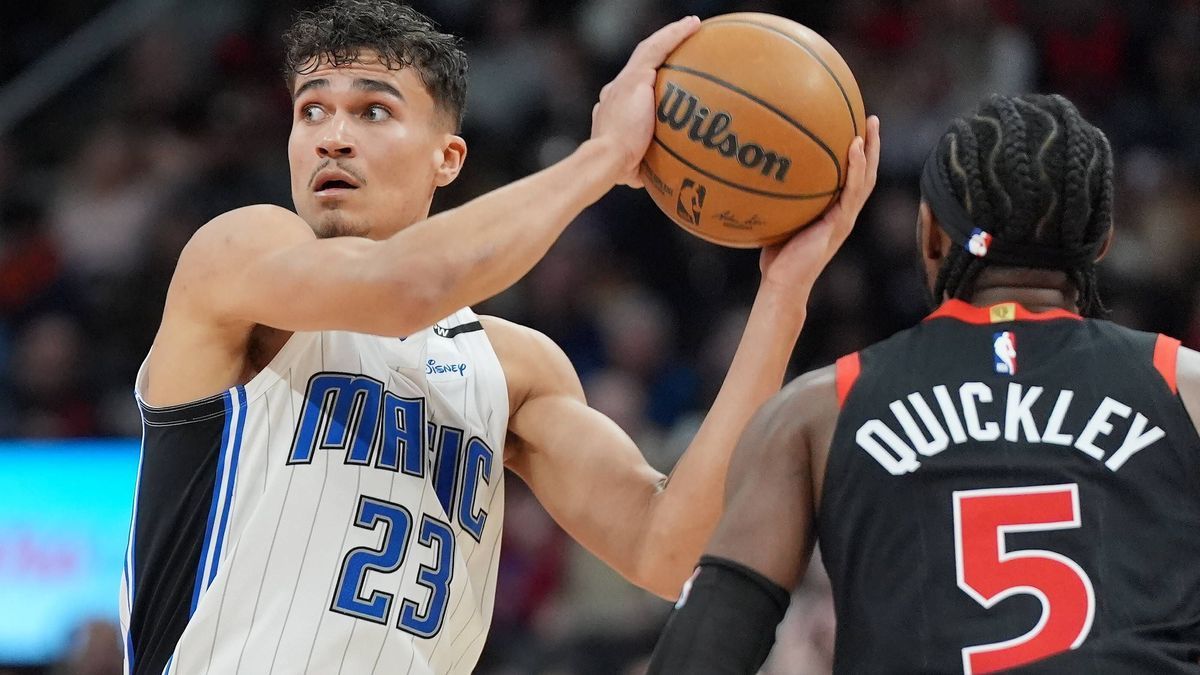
[966,228,993,258]
[993,331,1017,375]
[424,352,470,381]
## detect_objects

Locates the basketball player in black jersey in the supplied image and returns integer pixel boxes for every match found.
[648,93,1200,674]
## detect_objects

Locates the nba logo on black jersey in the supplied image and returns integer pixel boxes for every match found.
[993,331,1017,375]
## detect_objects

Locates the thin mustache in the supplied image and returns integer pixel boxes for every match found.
[309,160,367,189]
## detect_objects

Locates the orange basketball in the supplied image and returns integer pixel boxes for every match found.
[641,13,867,248]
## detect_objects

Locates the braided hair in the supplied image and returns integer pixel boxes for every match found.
[926,94,1114,316]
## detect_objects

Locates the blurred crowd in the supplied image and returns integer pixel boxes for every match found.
[1,0,1199,673]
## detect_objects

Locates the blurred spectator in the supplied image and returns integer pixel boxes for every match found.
[479,479,570,673]
[2,312,96,438]
[0,198,71,323]
[48,122,166,283]
[1028,0,1128,109]
[53,619,122,675]
[597,288,699,429]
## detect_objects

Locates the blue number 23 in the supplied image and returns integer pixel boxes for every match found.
[331,495,454,637]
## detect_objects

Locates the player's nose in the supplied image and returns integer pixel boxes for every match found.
[316,119,357,159]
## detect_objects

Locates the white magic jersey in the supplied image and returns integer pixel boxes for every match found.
[120,308,508,675]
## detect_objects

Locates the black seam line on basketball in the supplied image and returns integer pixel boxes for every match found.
[651,137,838,200]
[704,18,859,137]
[660,63,842,185]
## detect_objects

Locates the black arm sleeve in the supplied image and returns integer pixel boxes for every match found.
[647,555,792,675]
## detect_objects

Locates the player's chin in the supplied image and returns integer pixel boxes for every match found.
[314,210,371,240]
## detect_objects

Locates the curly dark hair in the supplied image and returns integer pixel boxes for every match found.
[927,94,1114,317]
[283,0,468,131]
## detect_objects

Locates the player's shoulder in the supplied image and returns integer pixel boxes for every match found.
[172,204,311,286]
[1174,344,1200,425]
[779,363,837,403]
[842,320,928,365]
[184,204,312,257]
[760,364,838,441]
[477,315,583,404]
[477,315,558,357]
[164,204,313,318]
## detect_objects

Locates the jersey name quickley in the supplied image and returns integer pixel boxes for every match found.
[856,382,1166,475]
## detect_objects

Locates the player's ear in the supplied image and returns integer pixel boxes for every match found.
[1095,225,1114,262]
[434,134,467,188]
[918,201,949,262]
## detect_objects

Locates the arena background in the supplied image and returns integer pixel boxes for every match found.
[1,0,1198,672]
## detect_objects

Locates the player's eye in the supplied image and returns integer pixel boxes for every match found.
[300,104,327,123]
[363,104,391,122]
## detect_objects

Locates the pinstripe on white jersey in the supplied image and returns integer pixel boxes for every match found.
[122,308,508,675]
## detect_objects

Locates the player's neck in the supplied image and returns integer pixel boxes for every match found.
[967,287,1077,313]
[963,268,1080,314]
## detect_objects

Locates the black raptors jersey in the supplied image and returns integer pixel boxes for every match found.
[818,300,1200,674]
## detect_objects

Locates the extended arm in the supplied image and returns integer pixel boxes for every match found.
[169,17,702,338]
[173,142,620,337]
[496,290,809,598]
[646,370,832,674]
[501,117,879,599]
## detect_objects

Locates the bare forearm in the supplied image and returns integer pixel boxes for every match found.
[638,288,807,597]
[378,139,623,333]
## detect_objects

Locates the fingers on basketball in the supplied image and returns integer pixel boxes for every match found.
[627,16,701,72]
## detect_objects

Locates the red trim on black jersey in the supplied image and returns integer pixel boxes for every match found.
[836,352,861,409]
[1153,334,1181,395]
[924,299,1082,325]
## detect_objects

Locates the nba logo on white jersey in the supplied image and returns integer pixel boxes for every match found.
[993,331,1017,375]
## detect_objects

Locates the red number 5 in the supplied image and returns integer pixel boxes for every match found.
[953,484,1095,674]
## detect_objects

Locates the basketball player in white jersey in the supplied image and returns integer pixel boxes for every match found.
[118,2,881,674]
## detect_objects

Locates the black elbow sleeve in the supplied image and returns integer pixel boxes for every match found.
[647,555,791,675]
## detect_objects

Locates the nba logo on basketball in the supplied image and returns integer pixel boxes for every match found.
[993,331,1017,375]
[676,178,707,225]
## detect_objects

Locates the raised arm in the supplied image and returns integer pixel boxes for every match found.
[169,16,702,338]
[501,118,879,599]
[174,137,622,338]
[645,370,833,674]
[492,287,807,598]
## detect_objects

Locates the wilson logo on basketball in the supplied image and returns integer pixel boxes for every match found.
[656,81,793,183]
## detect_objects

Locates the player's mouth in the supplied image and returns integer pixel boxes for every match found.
[312,168,362,198]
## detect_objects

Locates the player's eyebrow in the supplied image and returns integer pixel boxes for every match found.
[293,77,405,103]
[293,78,328,101]
[352,78,405,102]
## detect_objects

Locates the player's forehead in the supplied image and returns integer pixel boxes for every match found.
[292,52,427,101]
